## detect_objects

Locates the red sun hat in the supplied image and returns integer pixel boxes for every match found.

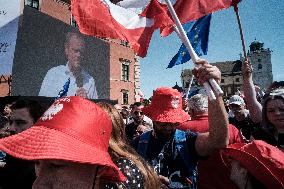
[221,140,284,188]
[143,87,190,123]
[0,96,126,182]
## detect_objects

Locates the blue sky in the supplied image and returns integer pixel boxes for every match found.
[140,0,284,98]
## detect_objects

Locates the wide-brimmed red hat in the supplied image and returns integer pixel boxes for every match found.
[0,96,126,182]
[221,140,284,188]
[143,87,190,123]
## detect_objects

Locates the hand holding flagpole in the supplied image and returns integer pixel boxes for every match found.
[165,0,223,100]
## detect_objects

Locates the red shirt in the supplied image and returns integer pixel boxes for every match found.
[178,115,245,189]
[178,115,244,144]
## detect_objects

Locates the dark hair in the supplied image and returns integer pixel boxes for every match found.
[132,102,143,108]
[261,83,284,135]
[11,100,45,123]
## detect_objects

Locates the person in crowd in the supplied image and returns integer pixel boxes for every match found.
[0,103,13,129]
[0,99,45,188]
[179,94,244,142]
[1,100,44,138]
[178,93,244,189]
[121,106,130,124]
[218,60,284,189]
[125,102,153,141]
[114,104,130,125]
[97,102,164,189]
[182,97,189,113]
[243,60,284,148]
[3,103,12,119]
[133,123,152,139]
[0,97,126,189]
[254,84,265,102]
[228,94,259,140]
[39,31,98,99]
[132,59,229,189]
[222,140,284,188]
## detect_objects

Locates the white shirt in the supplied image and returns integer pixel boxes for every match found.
[127,115,153,128]
[38,63,98,99]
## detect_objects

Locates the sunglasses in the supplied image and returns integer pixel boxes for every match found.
[133,111,144,116]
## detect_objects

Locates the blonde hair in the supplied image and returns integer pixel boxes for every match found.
[97,102,162,189]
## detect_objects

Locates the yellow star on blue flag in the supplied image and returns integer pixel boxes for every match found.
[167,14,212,68]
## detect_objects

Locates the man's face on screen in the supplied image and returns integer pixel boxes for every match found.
[65,34,86,70]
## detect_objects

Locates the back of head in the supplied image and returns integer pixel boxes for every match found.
[188,94,208,114]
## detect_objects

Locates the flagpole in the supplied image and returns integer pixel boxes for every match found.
[185,75,194,100]
[173,25,194,100]
[234,5,247,60]
[165,0,222,100]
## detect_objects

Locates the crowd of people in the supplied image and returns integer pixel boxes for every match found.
[0,59,283,189]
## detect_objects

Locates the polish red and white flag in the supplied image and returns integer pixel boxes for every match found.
[72,0,240,57]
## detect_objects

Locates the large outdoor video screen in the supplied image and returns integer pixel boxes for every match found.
[10,3,110,99]
[0,0,21,75]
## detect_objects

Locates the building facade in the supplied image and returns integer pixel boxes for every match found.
[1,0,141,105]
[181,41,273,98]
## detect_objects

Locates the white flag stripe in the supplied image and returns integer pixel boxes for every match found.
[104,0,154,29]
[117,0,177,14]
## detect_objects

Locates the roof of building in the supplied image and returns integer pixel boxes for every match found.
[213,60,242,75]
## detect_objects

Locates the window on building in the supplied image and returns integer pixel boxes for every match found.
[221,79,225,83]
[258,64,262,70]
[25,0,39,9]
[120,59,130,81]
[258,58,261,62]
[70,15,77,28]
[121,90,129,105]
[235,78,240,82]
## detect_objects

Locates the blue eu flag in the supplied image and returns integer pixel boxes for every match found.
[167,14,212,68]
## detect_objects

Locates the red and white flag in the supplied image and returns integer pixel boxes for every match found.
[72,0,240,57]
[72,0,164,57]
